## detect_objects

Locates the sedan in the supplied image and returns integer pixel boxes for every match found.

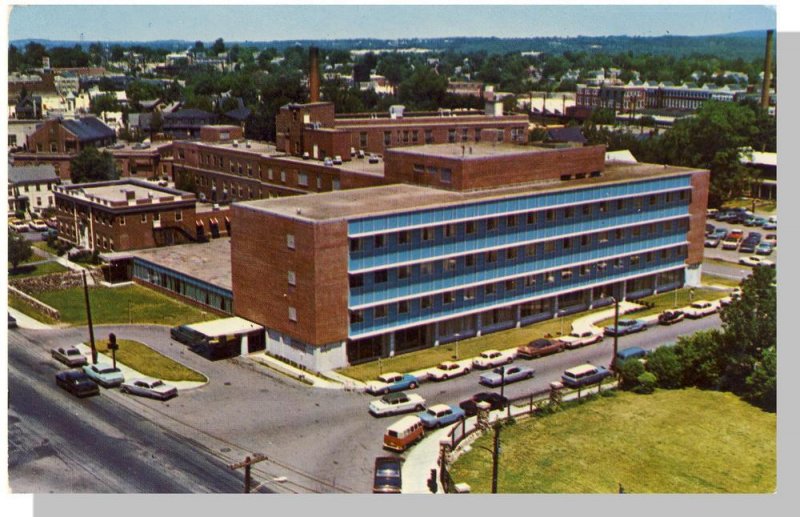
[684,301,717,319]
[739,239,758,254]
[752,216,768,227]
[55,370,100,397]
[755,243,773,256]
[373,457,404,494]
[657,309,685,325]
[51,345,88,367]
[369,391,426,417]
[704,236,721,248]
[82,363,125,388]
[479,364,535,387]
[417,404,465,429]
[739,256,775,268]
[516,338,563,359]
[762,221,777,230]
[427,361,471,381]
[28,219,48,231]
[459,392,509,417]
[365,372,419,395]
[558,330,603,350]
[763,234,777,247]
[710,228,728,240]
[120,377,178,400]
[472,349,514,369]
[604,319,647,336]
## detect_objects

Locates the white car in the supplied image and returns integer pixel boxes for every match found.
[120,377,178,400]
[739,256,775,268]
[684,300,717,319]
[51,345,88,367]
[368,391,426,417]
[427,361,471,381]
[472,349,514,369]
[28,219,48,231]
[558,330,603,350]
[11,220,29,232]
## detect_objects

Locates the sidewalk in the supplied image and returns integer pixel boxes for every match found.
[8,307,57,330]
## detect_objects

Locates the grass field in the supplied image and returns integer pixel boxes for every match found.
[723,198,776,215]
[92,338,206,382]
[702,273,744,288]
[7,293,60,325]
[29,284,215,326]
[449,389,776,493]
[8,261,69,279]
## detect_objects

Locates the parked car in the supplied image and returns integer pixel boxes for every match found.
[705,223,715,236]
[739,256,775,268]
[55,370,100,397]
[561,364,612,388]
[28,219,48,231]
[762,220,777,230]
[657,309,685,325]
[753,216,768,227]
[479,364,535,387]
[373,456,404,494]
[558,330,603,350]
[9,313,18,329]
[684,300,717,319]
[704,236,721,248]
[82,363,125,388]
[365,372,419,395]
[120,377,178,400]
[42,227,58,240]
[383,416,425,452]
[11,220,29,232]
[728,229,744,240]
[369,391,426,417]
[417,404,465,429]
[721,236,741,250]
[746,231,762,242]
[763,234,777,247]
[738,239,758,254]
[719,288,742,308]
[51,345,88,367]
[603,319,647,336]
[742,216,757,227]
[472,349,514,369]
[427,361,471,381]
[713,211,735,222]
[616,346,647,363]
[516,338,563,359]
[458,392,509,417]
[755,243,773,256]
[711,228,728,240]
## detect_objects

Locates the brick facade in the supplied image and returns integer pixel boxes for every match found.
[687,170,711,266]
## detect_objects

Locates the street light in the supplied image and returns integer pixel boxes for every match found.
[475,422,502,493]
[454,332,461,360]
[558,308,566,336]
[602,294,620,372]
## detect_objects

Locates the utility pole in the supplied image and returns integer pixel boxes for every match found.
[82,270,97,364]
[491,423,501,493]
[611,297,619,372]
[229,454,268,493]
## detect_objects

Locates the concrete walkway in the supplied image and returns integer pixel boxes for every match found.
[8,307,58,330]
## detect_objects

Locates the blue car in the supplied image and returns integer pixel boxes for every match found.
[604,319,647,336]
[417,404,466,429]
[365,372,419,395]
[82,363,125,388]
[561,364,613,388]
[479,364,535,387]
[755,243,773,256]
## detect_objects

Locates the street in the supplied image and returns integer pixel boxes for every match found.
[8,314,723,493]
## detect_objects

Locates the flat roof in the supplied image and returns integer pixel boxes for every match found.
[186,317,263,337]
[192,139,278,155]
[387,142,554,160]
[125,238,232,290]
[237,161,703,223]
[81,183,171,203]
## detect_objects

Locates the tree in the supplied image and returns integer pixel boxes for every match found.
[398,67,447,111]
[90,94,121,116]
[618,359,645,390]
[645,345,683,389]
[8,233,33,271]
[70,147,119,183]
[212,38,226,55]
[743,346,776,411]
[673,330,725,390]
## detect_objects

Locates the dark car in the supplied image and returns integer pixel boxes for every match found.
[8,313,17,329]
[55,370,100,398]
[714,211,735,222]
[373,456,404,494]
[705,223,715,236]
[739,240,758,254]
[516,338,563,359]
[459,392,509,417]
[746,232,762,242]
[658,309,685,325]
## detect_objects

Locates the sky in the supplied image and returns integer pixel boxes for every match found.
[7,3,777,43]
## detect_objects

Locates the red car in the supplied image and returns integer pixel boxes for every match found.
[516,338,564,359]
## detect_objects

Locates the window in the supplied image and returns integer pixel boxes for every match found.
[268,168,274,180]
[360,132,368,147]
[649,223,657,234]
[462,128,469,141]
[632,226,641,237]
[505,280,517,291]
[546,209,555,221]
[287,234,295,249]
[374,235,385,248]
[524,275,536,288]
[615,229,624,240]
[375,306,387,319]
[120,216,126,226]
[444,224,456,238]
[527,212,536,225]
[664,220,673,232]
[465,255,475,267]
[506,215,518,227]
[317,175,322,190]
[581,235,589,246]
[631,255,640,266]
[425,129,433,144]
[485,284,496,296]
[580,264,591,276]
[280,170,287,183]
[374,270,388,283]
[466,221,476,234]
[413,163,425,173]
[486,251,497,264]
[661,249,668,259]
[546,273,555,284]
[398,300,409,314]
[649,195,657,206]
[599,201,608,213]
[564,207,574,219]
[440,168,452,183]
[421,296,432,309]
[486,218,498,231]
[666,192,674,203]
[614,258,623,268]
[561,269,573,280]
[443,258,457,272]
[141,214,147,223]
[525,244,536,257]
[422,227,435,241]
[332,178,340,190]
[398,266,411,279]
[617,199,625,211]
[443,292,454,304]
[384,131,391,145]
[634,198,643,211]
[599,231,609,243]
[350,238,362,252]
[288,307,297,322]
[350,310,364,324]
[646,252,654,263]
[421,262,433,276]
[349,274,364,288]
[563,238,572,250]
[398,230,410,245]
[412,130,418,143]
[506,248,518,260]
[298,172,308,186]
[448,129,456,143]
[287,271,296,286]
[544,241,555,253]
[426,166,438,175]
[464,288,476,300]
[582,205,591,216]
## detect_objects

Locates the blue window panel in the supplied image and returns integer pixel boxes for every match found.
[350,235,687,308]
[349,259,686,338]
[132,258,233,310]
[348,175,692,236]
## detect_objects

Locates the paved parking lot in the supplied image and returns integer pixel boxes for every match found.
[704,217,778,267]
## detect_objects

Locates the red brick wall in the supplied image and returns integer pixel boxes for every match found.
[231,205,350,346]
[276,103,336,154]
[200,125,244,142]
[687,170,710,265]
[303,128,352,161]
[26,119,81,155]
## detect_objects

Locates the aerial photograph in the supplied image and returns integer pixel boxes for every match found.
[5,2,778,501]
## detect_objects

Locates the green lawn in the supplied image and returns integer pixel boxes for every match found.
[722,198,776,215]
[33,241,59,254]
[92,338,206,382]
[594,286,730,328]
[338,305,613,381]
[8,261,70,279]
[8,253,44,267]
[704,257,751,270]
[28,284,216,326]
[7,293,60,325]
[450,388,775,493]
[702,273,744,289]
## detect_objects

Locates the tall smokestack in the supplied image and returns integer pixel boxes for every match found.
[309,47,320,103]
[761,30,774,110]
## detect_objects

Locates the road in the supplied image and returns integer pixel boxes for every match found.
[8,314,722,493]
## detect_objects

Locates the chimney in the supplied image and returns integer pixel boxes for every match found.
[761,30,774,110]
[309,47,320,103]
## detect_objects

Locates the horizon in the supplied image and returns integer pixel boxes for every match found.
[8,4,776,43]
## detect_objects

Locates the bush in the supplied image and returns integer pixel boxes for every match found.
[634,372,658,394]
[646,346,684,389]
[619,359,646,390]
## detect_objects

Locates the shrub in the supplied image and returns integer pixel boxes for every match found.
[619,359,645,390]
[634,372,658,394]
[646,345,684,389]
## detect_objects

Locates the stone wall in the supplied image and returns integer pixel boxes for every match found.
[10,269,101,295]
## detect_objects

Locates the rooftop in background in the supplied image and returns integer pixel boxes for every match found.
[191,138,279,155]
[8,164,59,184]
[385,142,554,160]
[238,160,702,223]
[54,179,195,206]
[110,238,233,291]
[62,117,116,142]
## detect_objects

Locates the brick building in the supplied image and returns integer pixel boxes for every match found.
[231,143,709,372]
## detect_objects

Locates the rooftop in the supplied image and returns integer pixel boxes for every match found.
[386,142,552,160]
[121,238,233,291]
[237,161,703,223]
[55,179,194,207]
[8,164,59,184]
